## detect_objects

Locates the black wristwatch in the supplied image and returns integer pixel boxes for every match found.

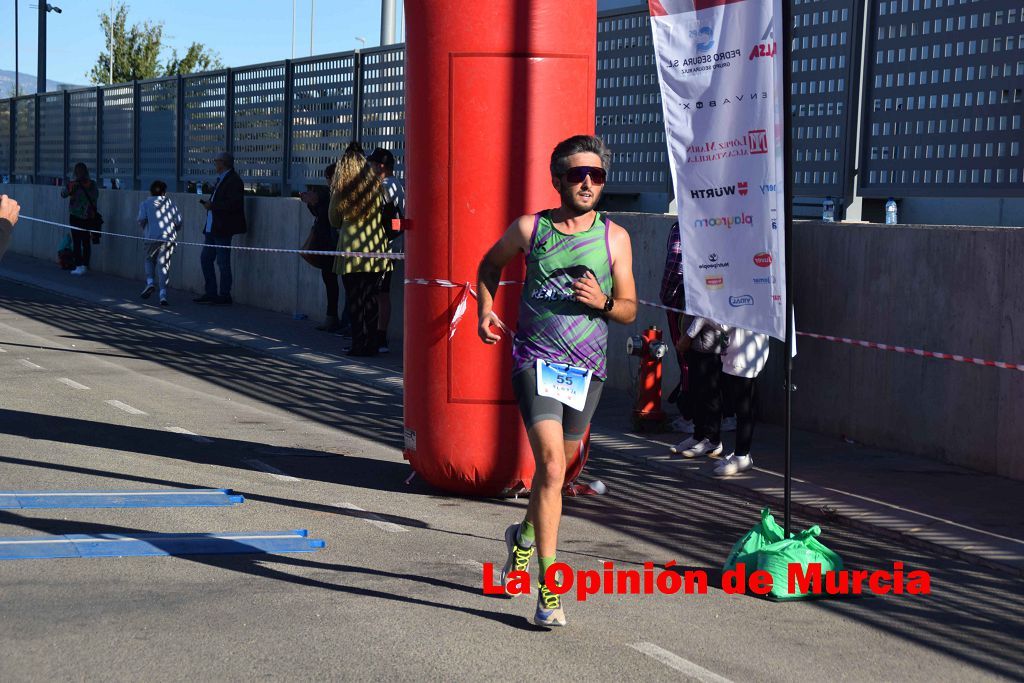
[603,295,615,312]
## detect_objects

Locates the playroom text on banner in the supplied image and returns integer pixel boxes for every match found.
[650,0,786,340]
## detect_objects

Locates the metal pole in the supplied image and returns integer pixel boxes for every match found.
[14,0,19,95]
[781,0,795,538]
[309,0,315,56]
[36,0,45,93]
[291,0,296,59]
[381,0,397,46]
[109,0,114,84]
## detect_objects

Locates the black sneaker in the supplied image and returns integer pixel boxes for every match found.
[140,284,155,300]
[213,295,233,305]
[159,298,169,307]
[193,294,216,304]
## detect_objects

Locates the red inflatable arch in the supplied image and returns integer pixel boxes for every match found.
[403,0,598,495]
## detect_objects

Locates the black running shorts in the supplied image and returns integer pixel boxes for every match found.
[512,366,604,441]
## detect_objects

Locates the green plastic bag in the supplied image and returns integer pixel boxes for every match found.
[756,525,844,600]
[723,507,786,573]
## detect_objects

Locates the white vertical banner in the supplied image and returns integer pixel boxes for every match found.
[650,0,787,341]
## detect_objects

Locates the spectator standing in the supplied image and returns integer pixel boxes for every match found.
[0,194,19,262]
[659,220,694,433]
[300,163,349,333]
[368,147,405,353]
[195,151,247,305]
[329,142,393,356]
[714,327,769,477]
[137,180,183,307]
[60,163,99,276]
[670,316,728,459]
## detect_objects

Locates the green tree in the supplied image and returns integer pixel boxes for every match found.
[88,2,223,85]
[165,43,225,75]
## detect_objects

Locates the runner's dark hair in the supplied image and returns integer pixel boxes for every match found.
[550,135,612,177]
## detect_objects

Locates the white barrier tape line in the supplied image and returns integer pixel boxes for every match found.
[636,297,1024,372]
[19,215,404,260]
[404,279,515,339]
[797,331,1024,372]
[22,213,1021,373]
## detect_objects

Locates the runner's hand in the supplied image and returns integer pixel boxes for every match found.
[478,311,503,344]
[571,271,606,309]
[0,195,20,226]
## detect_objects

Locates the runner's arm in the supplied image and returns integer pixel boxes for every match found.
[606,223,637,324]
[476,215,532,344]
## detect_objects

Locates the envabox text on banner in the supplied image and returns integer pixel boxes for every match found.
[650,0,786,341]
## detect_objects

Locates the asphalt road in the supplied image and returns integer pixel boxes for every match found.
[1,281,1022,682]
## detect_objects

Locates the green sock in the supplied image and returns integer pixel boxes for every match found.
[517,520,535,548]
[539,555,557,585]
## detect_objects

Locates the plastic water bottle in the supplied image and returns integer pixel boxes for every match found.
[822,197,835,223]
[885,198,898,225]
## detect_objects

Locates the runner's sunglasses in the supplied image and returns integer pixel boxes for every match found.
[561,166,607,185]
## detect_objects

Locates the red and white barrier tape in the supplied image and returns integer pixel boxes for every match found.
[19,215,405,260]
[797,331,1024,372]
[405,278,517,340]
[18,214,1022,371]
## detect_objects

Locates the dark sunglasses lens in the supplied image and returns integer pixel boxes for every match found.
[565,166,607,184]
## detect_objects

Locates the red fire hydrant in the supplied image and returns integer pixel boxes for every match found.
[626,325,669,431]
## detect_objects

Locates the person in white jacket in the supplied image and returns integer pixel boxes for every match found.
[671,317,769,476]
[716,326,770,476]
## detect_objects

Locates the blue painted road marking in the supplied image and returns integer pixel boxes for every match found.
[0,489,245,509]
[0,530,325,560]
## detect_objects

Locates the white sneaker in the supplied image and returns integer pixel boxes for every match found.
[670,437,723,458]
[668,416,695,433]
[71,266,87,276]
[714,453,753,477]
[721,416,737,432]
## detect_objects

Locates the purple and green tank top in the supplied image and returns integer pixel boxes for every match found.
[512,210,614,380]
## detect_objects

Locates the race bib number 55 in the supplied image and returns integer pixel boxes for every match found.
[536,359,593,412]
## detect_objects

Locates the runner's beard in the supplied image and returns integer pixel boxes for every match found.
[560,184,601,216]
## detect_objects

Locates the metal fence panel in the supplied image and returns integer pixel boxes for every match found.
[0,101,10,177]
[68,90,97,177]
[860,0,1024,197]
[38,92,65,178]
[290,54,358,189]
[596,10,669,195]
[182,72,228,186]
[101,84,134,187]
[233,63,287,190]
[358,46,406,180]
[791,0,863,203]
[139,79,178,189]
[13,97,35,179]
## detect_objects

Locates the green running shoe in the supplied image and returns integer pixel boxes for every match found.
[500,523,535,595]
[534,583,566,627]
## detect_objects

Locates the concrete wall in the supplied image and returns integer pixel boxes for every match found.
[5,187,1023,479]
[605,213,1024,481]
[4,186,406,334]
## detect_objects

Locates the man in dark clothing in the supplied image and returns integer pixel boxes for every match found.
[300,163,349,332]
[195,151,247,305]
[0,194,19,261]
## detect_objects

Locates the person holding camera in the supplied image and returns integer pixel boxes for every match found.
[60,162,100,276]
[671,317,729,460]
[671,316,769,477]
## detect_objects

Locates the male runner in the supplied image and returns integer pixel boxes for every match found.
[476,135,637,627]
